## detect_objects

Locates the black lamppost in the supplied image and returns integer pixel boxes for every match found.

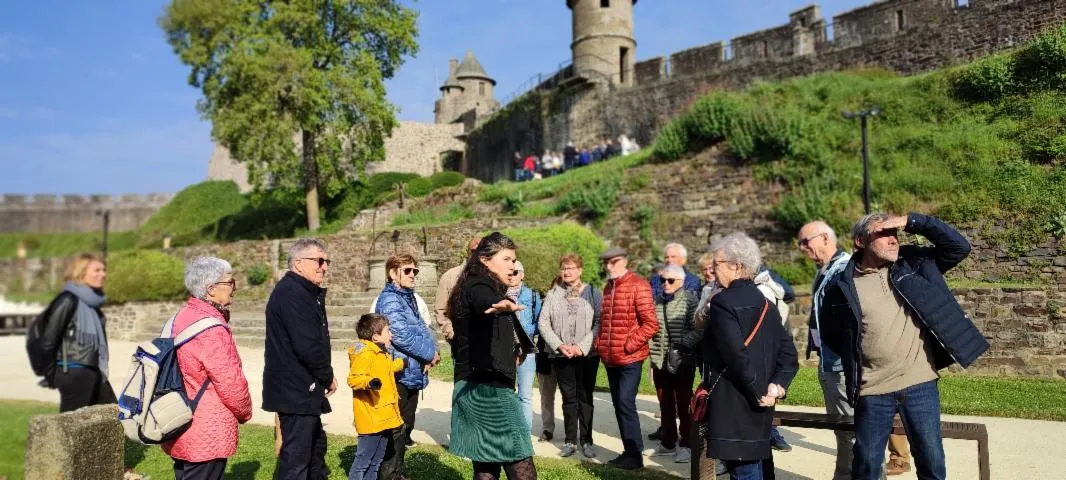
[842,107,880,214]
[97,209,111,262]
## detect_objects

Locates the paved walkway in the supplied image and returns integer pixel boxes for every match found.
[2,336,1061,479]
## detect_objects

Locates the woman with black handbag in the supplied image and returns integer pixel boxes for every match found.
[700,233,798,480]
[647,264,702,463]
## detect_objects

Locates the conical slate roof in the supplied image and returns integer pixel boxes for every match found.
[440,68,462,91]
[455,50,494,84]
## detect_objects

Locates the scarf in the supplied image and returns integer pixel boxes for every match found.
[62,282,109,377]
[506,285,521,302]
[202,298,231,323]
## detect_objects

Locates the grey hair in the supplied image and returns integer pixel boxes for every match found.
[663,242,688,259]
[185,256,233,299]
[287,238,328,269]
[851,212,891,248]
[804,220,838,245]
[711,232,762,278]
[661,264,685,278]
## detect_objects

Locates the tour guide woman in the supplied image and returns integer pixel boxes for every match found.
[447,232,538,480]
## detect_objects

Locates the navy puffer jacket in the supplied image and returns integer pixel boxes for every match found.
[820,213,989,405]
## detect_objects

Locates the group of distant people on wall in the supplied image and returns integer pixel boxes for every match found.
[24,206,988,480]
[512,134,640,181]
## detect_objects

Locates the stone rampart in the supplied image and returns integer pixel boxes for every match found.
[0,193,171,233]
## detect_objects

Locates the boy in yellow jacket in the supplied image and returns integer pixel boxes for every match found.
[347,313,406,480]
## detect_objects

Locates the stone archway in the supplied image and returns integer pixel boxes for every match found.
[440,150,464,173]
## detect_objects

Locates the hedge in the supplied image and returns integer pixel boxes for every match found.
[496,223,606,293]
[106,250,186,304]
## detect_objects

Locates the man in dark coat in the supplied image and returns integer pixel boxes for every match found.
[820,212,989,480]
[263,238,337,480]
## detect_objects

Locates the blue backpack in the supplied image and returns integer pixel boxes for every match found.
[116,315,223,444]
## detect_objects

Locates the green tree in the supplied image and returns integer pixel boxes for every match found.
[160,0,419,231]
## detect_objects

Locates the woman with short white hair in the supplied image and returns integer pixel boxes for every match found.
[162,256,253,480]
[702,233,798,480]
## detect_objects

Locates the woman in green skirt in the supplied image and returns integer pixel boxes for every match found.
[447,232,538,479]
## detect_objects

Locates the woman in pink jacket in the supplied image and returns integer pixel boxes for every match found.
[162,256,253,480]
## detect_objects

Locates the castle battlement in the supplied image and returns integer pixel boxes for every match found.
[0,193,173,233]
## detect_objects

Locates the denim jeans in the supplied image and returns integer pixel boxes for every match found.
[854,380,945,480]
[605,361,644,457]
[516,354,536,433]
[724,459,763,480]
[348,431,390,480]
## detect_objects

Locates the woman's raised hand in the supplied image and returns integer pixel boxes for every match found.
[485,300,526,315]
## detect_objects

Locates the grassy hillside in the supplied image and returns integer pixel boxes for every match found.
[650,25,1066,256]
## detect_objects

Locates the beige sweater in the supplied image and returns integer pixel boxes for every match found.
[853,265,938,396]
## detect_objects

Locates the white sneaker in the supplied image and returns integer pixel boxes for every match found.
[675,446,691,463]
[646,442,675,456]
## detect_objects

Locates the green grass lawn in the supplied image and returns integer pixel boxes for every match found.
[1,400,677,480]
[427,354,1066,422]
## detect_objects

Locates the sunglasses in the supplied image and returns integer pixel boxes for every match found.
[664,278,681,285]
[300,257,331,268]
[403,267,420,276]
[797,232,826,249]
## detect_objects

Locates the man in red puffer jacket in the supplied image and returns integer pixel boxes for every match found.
[596,246,659,470]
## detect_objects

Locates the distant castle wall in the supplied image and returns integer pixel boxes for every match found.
[0,193,172,233]
[464,0,1066,181]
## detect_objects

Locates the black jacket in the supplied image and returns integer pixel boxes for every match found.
[37,292,106,372]
[262,272,334,415]
[451,275,523,389]
[820,213,990,406]
[703,279,798,461]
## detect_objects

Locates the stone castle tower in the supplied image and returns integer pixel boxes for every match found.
[567,0,637,87]
[434,51,499,124]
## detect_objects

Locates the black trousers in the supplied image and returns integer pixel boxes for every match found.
[552,355,599,445]
[379,383,420,479]
[278,413,328,480]
[173,458,227,480]
[53,366,116,412]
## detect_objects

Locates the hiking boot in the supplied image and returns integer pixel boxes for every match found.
[608,454,643,470]
[560,443,577,457]
[675,447,691,463]
[538,430,554,442]
[581,443,597,458]
[886,458,911,476]
[646,442,675,456]
[648,426,662,440]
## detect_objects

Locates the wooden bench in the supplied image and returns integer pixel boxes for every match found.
[0,313,34,335]
[690,411,990,480]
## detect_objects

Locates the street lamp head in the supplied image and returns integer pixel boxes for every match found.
[868,107,881,116]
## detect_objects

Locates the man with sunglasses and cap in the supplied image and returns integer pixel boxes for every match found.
[596,246,659,470]
[819,213,988,480]
[263,238,337,480]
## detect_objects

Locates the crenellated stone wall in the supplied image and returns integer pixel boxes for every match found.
[0,193,171,233]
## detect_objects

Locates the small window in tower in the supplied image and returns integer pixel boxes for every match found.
[479,81,485,96]
[601,0,609,7]
[761,41,769,57]
[896,10,905,30]
[619,46,630,84]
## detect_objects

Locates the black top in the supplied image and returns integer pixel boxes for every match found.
[451,275,523,389]
[262,271,334,415]
[33,292,106,373]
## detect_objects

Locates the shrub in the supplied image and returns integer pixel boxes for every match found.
[429,171,466,189]
[137,181,248,247]
[651,121,689,161]
[246,264,271,286]
[405,177,434,197]
[502,191,525,215]
[498,223,606,292]
[952,53,1016,102]
[106,250,186,303]
[1014,25,1066,91]
[766,257,816,287]
[554,179,619,224]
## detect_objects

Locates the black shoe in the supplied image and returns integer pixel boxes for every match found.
[608,454,643,470]
[648,427,662,441]
[538,430,553,442]
[770,433,791,452]
[405,437,416,447]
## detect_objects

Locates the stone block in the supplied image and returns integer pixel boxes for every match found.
[25,404,124,480]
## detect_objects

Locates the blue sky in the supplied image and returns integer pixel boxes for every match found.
[0,0,870,195]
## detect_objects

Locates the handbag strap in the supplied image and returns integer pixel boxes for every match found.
[701,299,771,393]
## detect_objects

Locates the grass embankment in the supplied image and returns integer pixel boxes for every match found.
[0,400,676,480]
[650,25,1066,258]
[427,355,1066,422]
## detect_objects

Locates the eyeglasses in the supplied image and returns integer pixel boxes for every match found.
[559,265,580,272]
[797,232,826,249]
[602,257,625,266]
[300,257,331,268]
[403,267,420,276]
[712,259,734,268]
[212,279,237,290]
[664,278,681,285]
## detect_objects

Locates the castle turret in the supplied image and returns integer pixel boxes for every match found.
[435,51,498,124]
[567,0,637,87]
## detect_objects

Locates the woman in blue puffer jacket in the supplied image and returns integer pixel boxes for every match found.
[374,253,439,480]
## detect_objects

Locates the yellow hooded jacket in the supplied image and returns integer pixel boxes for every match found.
[347,339,405,435]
